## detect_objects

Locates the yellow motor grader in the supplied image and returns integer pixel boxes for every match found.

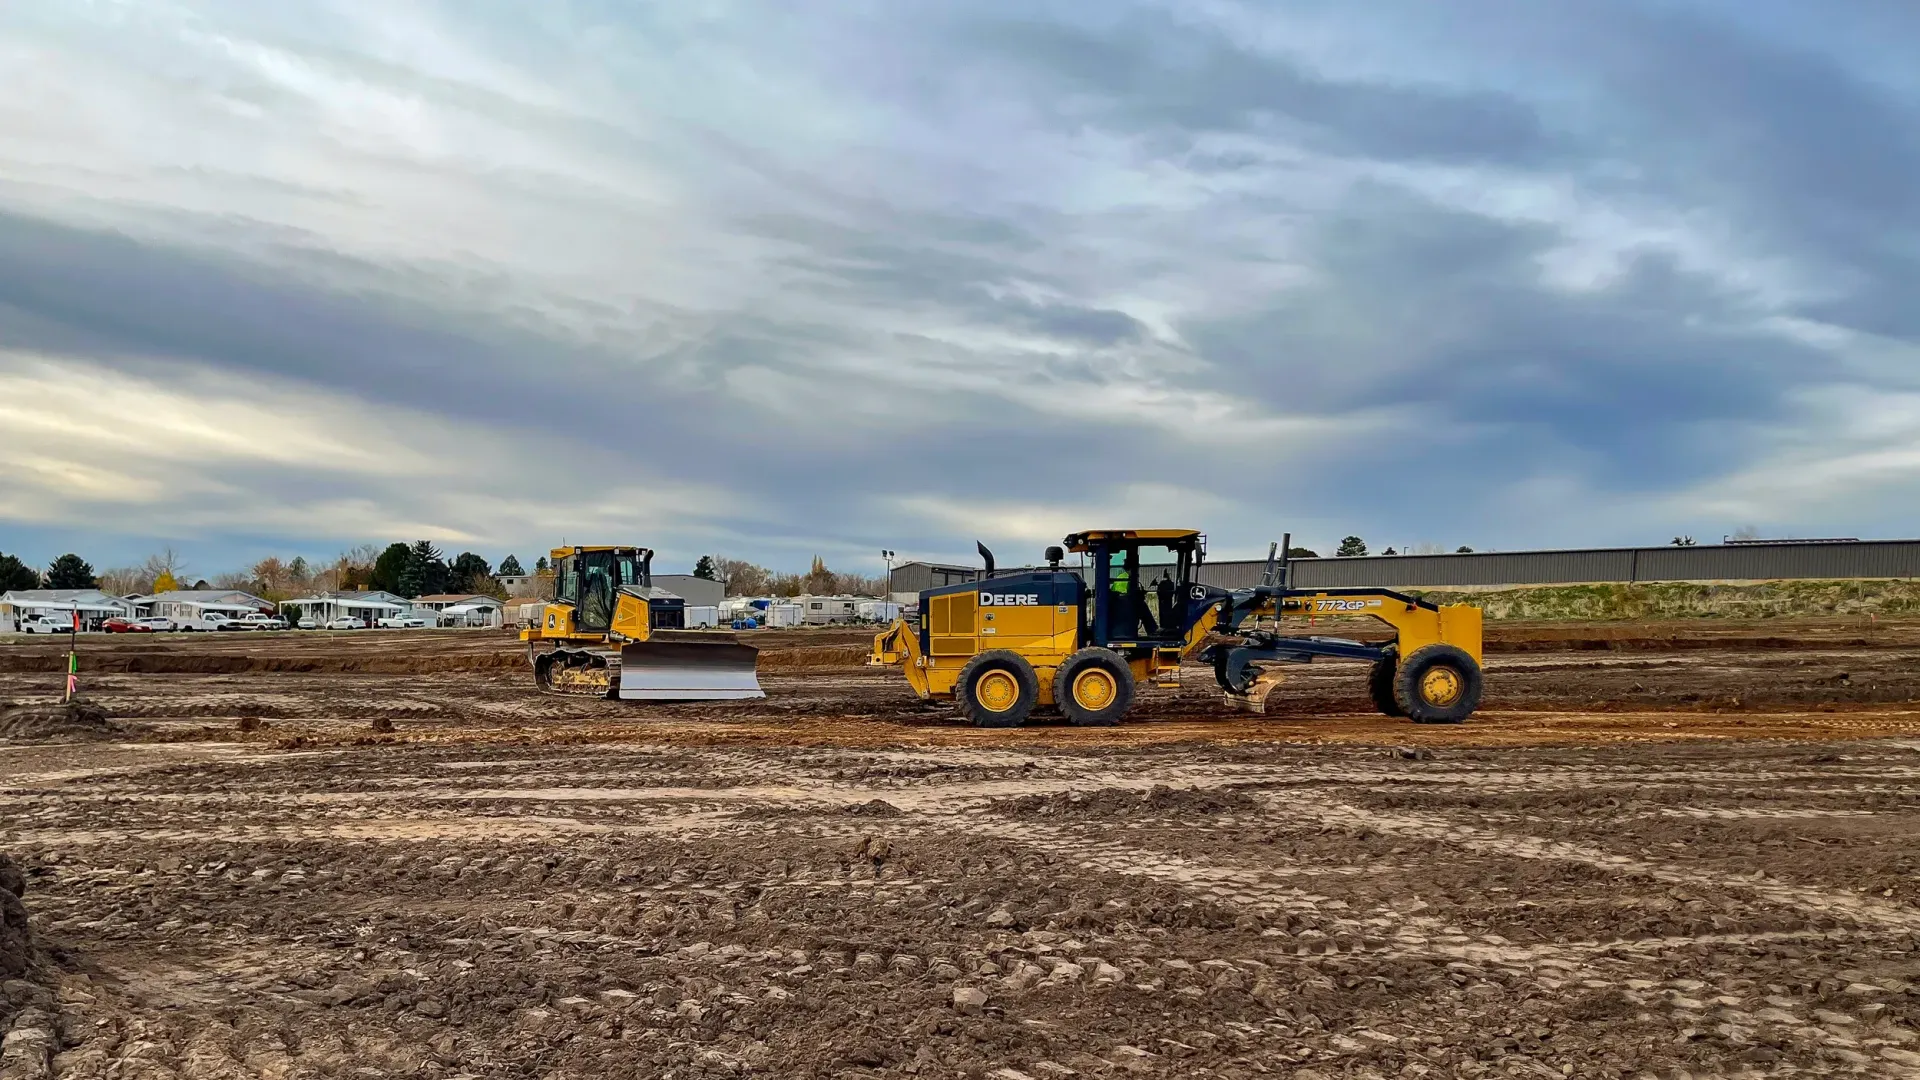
[871,529,1483,727]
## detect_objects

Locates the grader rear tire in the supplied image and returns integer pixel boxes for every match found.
[1369,647,1404,718]
[956,651,1040,728]
[1393,644,1482,724]
[1053,648,1134,727]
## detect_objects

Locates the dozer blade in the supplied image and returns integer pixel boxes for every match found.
[617,640,765,701]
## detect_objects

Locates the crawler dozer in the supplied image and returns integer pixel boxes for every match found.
[522,545,763,701]
[870,529,1483,727]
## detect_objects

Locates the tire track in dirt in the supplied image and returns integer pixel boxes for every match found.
[961,811,1920,1075]
[1265,794,1920,935]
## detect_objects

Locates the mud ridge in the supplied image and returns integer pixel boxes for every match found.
[0,699,122,742]
[990,783,1260,818]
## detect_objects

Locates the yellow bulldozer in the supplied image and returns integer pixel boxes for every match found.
[870,529,1483,727]
[521,545,763,701]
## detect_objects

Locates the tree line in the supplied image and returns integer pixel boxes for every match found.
[0,543,516,603]
[0,544,887,602]
[693,555,887,597]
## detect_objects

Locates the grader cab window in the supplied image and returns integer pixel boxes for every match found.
[1091,535,1201,646]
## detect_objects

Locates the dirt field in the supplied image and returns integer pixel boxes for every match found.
[4,621,1920,1077]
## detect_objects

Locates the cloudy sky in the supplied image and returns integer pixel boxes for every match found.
[3,0,1918,577]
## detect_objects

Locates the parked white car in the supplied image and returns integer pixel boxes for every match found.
[178,612,247,632]
[296,617,319,630]
[20,614,74,634]
[240,614,288,631]
[136,616,177,632]
[376,615,429,629]
[325,616,366,630]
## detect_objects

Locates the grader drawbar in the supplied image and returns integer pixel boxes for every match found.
[870,530,1483,727]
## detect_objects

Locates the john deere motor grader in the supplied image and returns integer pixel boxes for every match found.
[522,545,763,701]
[870,529,1483,727]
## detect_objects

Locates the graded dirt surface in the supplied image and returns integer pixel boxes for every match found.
[3,621,1920,1077]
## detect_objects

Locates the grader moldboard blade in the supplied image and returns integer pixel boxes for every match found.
[1213,646,1288,714]
[617,638,765,701]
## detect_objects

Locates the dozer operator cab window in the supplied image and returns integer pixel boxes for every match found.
[556,557,580,605]
[577,550,618,634]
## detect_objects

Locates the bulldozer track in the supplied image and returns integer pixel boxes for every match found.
[530,645,620,699]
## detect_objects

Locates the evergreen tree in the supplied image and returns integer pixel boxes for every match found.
[1335,536,1368,558]
[449,552,492,594]
[400,540,449,598]
[0,553,39,591]
[535,556,548,572]
[693,555,718,580]
[498,554,525,576]
[371,543,411,593]
[45,553,97,589]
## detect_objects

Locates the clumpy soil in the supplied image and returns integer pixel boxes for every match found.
[0,700,119,742]
[0,853,30,979]
[2,622,1920,1076]
[8,736,1920,1077]
[990,784,1260,818]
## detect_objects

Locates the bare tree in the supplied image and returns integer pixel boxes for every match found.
[140,546,187,591]
[714,558,773,597]
[833,571,889,596]
[97,566,145,596]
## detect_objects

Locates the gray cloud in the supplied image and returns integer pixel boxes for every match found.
[959,11,1562,165]
[0,0,1917,571]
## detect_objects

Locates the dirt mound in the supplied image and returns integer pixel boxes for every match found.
[0,699,121,741]
[991,783,1258,818]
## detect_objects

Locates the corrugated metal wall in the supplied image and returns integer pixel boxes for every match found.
[1289,541,1920,588]
[890,541,1920,594]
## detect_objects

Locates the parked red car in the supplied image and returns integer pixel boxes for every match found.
[102,617,153,633]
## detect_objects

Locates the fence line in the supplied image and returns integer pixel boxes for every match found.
[891,540,1920,594]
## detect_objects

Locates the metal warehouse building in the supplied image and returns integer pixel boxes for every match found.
[890,538,1920,597]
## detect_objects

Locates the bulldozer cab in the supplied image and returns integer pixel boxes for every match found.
[1065,530,1206,650]
[554,546,652,635]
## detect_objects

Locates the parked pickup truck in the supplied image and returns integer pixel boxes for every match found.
[20,614,76,634]
[376,614,430,629]
[239,613,288,631]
